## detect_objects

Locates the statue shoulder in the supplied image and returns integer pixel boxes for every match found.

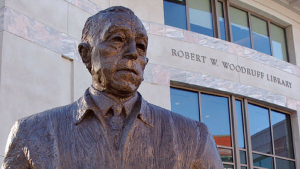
[13,101,78,134]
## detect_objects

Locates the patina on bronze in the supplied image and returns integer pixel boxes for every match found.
[2,6,224,169]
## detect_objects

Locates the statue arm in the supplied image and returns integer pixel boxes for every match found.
[1,120,30,169]
[193,122,224,169]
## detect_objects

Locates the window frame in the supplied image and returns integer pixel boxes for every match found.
[229,3,289,62]
[170,85,296,168]
[163,0,290,62]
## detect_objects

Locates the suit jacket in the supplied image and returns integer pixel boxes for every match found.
[2,88,223,169]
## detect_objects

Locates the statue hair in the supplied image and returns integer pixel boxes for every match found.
[81,6,135,45]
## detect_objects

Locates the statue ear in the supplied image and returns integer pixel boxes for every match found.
[78,42,92,73]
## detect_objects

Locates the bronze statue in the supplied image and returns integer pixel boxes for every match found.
[2,6,223,169]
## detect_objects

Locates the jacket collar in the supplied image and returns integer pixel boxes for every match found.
[75,87,153,127]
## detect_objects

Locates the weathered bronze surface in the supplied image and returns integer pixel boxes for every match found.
[2,6,224,169]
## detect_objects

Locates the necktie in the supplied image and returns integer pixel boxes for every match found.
[108,103,125,150]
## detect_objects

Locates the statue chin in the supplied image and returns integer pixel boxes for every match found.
[91,69,143,98]
[107,80,140,98]
[92,78,141,98]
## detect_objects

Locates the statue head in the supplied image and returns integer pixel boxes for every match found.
[78,6,148,99]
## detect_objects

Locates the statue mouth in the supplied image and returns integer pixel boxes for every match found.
[117,68,139,75]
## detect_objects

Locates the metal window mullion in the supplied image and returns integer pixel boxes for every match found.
[218,145,234,149]
[283,26,289,62]
[231,96,241,169]
[241,99,250,167]
[268,20,274,57]
[198,92,202,122]
[212,0,220,38]
[287,114,296,160]
[269,108,277,169]
[222,162,235,165]
[244,99,253,169]
[185,0,191,31]
[226,1,233,42]
[274,155,296,161]
[227,96,235,168]
[221,0,230,41]
[248,13,254,49]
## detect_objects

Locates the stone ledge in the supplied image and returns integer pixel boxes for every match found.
[64,0,101,15]
[142,20,300,79]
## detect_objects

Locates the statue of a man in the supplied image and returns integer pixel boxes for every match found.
[2,6,223,169]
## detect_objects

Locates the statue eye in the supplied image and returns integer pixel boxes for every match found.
[111,36,124,42]
[136,43,146,51]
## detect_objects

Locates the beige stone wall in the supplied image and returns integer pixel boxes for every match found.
[0,0,300,167]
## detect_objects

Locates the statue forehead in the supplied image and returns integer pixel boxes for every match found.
[102,12,145,32]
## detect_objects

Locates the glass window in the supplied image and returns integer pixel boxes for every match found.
[201,93,231,147]
[218,1,227,40]
[189,0,214,37]
[253,153,274,169]
[163,1,289,62]
[276,158,295,169]
[224,164,234,169]
[271,111,294,158]
[218,148,233,162]
[240,150,247,164]
[248,104,272,154]
[163,0,187,30]
[251,16,271,55]
[170,87,295,168]
[230,7,251,48]
[170,88,199,121]
[270,23,288,61]
[236,100,245,149]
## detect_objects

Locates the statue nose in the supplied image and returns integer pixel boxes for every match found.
[123,39,138,60]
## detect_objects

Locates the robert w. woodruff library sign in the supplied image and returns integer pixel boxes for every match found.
[171,48,292,88]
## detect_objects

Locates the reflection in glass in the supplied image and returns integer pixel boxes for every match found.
[163,0,187,30]
[240,150,247,164]
[248,104,272,154]
[236,100,245,149]
[189,0,214,37]
[218,1,227,40]
[251,16,271,55]
[270,24,288,61]
[271,111,294,158]
[230,7,251,48]
[224,164,234,169]
[253,153,274,169]
[218,148,233,162]
[276,158,295,169]
[201,94,231,147]
[170,88,199,121]
[241,167,247,169]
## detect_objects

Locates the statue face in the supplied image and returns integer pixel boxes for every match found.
[90,12,148,98]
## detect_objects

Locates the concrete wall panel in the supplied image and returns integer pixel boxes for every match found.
[6,0,68,33]
[60,57,73,106]
[138,82,171,110]
[292,26,300,66]
[110,0,164,24]
[0,0,4,8]
[89,0,110,9]
[68,4,91,40]
[0,31,63,159]
[73,60,91,101]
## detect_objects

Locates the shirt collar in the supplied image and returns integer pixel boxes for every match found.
[75,87,153,127]
[89,86,138,117]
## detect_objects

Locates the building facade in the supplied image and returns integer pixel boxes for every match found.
[0,0,299,168]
